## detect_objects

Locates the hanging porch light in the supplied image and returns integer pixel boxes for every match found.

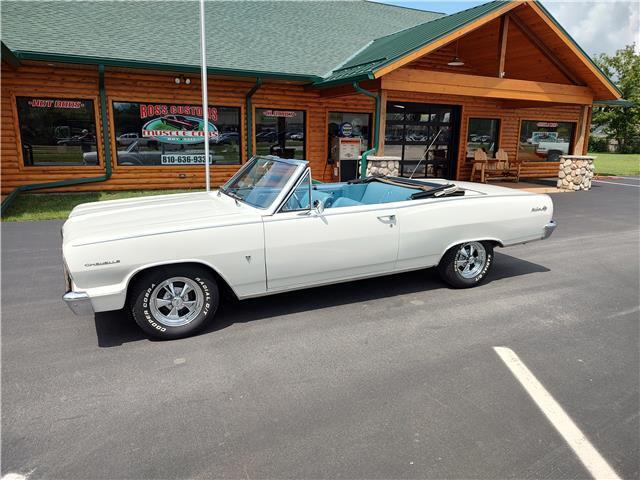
[447,41,465,67]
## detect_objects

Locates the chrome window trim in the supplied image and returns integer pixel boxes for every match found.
[275,167,312,214]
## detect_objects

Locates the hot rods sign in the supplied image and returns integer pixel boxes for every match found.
[140,103,219,145]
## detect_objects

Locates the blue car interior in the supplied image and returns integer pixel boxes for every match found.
[311,181,422,209]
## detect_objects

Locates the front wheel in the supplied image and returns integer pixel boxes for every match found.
[130,265,219,339]
[437,241,494,288]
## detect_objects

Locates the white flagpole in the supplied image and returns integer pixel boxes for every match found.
[199,0,210,191]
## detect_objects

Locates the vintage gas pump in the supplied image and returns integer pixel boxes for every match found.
[329,122,362,181]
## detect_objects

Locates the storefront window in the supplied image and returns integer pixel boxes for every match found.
[518,120,575,162]
[384,102,459,179]
[255,108,305,159]
[327,112,371,157]
[112,102,241,166]
[16,97,98,166]
[466,118,500,159]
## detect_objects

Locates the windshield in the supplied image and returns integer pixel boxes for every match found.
[220,156,300,209]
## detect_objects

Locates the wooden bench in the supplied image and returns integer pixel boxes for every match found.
[470,149,522,183]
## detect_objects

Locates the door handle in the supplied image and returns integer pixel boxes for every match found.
[377,214,396,224]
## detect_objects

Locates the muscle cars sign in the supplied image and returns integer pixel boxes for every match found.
[140,103,219,145]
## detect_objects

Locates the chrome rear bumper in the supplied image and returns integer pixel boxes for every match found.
[63,291,94,315]
[543,220,557,239]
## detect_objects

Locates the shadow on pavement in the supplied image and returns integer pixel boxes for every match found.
[93,251,549,347]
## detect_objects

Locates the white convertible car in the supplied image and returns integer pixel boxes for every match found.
[62,156,556,339]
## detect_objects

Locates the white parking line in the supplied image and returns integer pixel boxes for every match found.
[593,180,640,188]
[493,347,621,480]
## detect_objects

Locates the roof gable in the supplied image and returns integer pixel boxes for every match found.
[401,15,576,85]
[317,0,620,100]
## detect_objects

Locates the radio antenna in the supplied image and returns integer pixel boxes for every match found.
[199,0,211,191]
[410,128,442,179]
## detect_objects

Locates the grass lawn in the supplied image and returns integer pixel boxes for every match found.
[2,189,194,222]
[589,152,640,176]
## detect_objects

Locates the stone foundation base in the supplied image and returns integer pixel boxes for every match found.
[366,156,401,177]
[557,155,595,191]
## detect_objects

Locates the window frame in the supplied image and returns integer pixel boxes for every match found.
[465,117,501,161]
[14,93,103,169]
[278,169,312,213]
[384,101,461,180]
[110,99,243,168]
[253,107,307,160]
[517,119,577,163]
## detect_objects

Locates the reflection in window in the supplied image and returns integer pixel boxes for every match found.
[384,102,457,179]
[518,120,575,162]
[112,102,241,166]
[255,109,305,159]
[222,156,298,209]
[16,97,98,166]
[466,118,500,159]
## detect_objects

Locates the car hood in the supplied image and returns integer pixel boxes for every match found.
[62,191,260,247]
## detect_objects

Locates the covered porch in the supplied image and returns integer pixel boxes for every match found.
[318,0,620,183]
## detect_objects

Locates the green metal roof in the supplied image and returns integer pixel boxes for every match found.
[594,99,634,108]
[0,0,442,81]
[318,0,507,85]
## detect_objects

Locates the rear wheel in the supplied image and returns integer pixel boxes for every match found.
[130,265,219,339]
[437,241,494,288]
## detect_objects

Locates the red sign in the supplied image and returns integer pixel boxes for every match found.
[28,99,84,109]
[536,122,558,128]
[262,110,296,118]
[139,103,218,122]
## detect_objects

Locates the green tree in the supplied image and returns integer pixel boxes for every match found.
[592,44,640,152]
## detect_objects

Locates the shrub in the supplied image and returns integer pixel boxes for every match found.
[588,136,609,152]
[620,138,640,154]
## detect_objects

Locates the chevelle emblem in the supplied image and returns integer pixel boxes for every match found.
[84,260,121,267]
[531,206,547,212]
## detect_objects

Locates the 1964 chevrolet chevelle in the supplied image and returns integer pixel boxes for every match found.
[62,156,556,339]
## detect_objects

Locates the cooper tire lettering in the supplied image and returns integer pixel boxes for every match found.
[130,265,220,340]
[437,241,494,289]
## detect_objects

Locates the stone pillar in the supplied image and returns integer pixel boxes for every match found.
[365,155,401,177]
[557,155,595,191]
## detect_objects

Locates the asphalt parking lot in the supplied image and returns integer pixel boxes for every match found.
[2,179,639,479]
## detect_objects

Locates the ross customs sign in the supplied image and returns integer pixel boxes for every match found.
[140,104,219,145]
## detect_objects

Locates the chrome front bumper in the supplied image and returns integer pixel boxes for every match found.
[543,220,557,239]
[63,291,94,315]
[62,258,94,315]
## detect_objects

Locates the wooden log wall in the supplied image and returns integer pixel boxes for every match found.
[1,61,374,194]
[385,88,583,180]
[1,62,107,193]
[1,60,585,194]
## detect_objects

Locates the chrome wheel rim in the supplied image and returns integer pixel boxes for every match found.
[149,277,204,327]
[454,242,486,279]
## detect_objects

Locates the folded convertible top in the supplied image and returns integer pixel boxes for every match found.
[348,175,464,199]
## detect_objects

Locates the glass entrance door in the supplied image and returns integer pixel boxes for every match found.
[385,102,461,179]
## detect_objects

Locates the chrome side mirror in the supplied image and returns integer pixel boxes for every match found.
[313,199,325,215]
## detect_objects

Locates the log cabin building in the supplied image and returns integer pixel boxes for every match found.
[0,0,621,198]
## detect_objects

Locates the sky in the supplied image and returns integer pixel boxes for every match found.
[373,0,640,57]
